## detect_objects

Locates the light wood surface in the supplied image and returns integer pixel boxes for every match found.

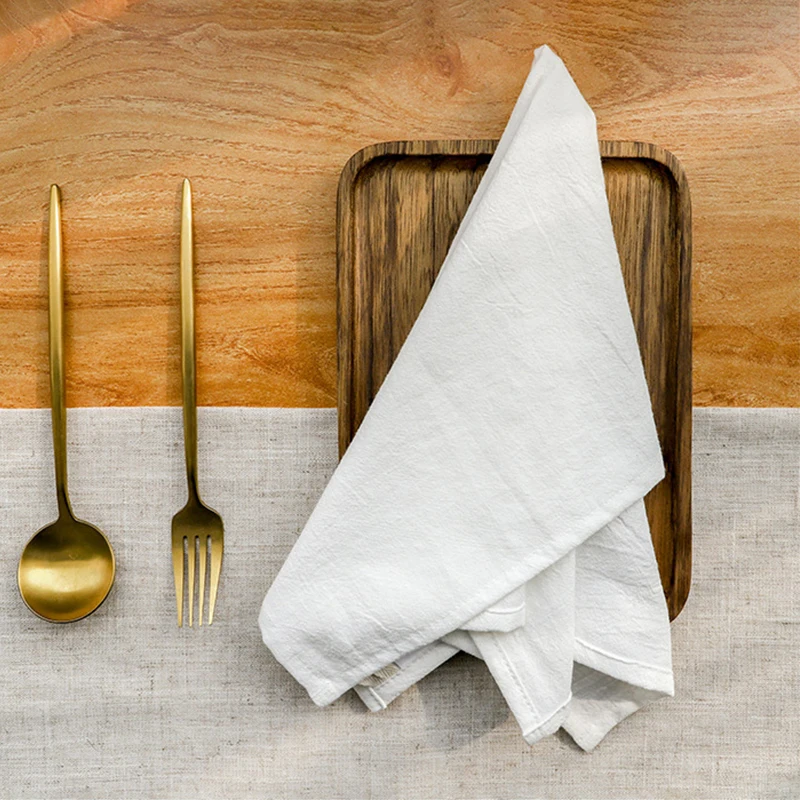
[337,139,692,618]
[0,0,796,409]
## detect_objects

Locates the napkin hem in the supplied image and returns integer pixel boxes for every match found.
[574,638,675,696]
[562,666,674,751]
[353,640,460,711]
[472,603,576,747]
[521,695,572,745]
[474,603,525,616]
[575,638,674,680]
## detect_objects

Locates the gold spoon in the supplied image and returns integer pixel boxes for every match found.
[18,185,116,623]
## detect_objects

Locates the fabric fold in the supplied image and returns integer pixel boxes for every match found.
[259,44,674,750]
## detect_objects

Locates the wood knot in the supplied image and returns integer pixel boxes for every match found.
[432,42,464,94]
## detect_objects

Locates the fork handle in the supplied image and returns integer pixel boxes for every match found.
[49,185,71,519]
[180,179,199,501]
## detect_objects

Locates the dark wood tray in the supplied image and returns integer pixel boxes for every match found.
[337,139,692,620]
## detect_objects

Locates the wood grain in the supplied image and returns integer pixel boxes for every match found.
[337,139,692,619]
[0,0,796,409]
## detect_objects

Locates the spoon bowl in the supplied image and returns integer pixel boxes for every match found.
[19,517,115,622]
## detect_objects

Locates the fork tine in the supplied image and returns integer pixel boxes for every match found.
[208,537,222,625]
[187,536,195,627]
[172,538,184,628]
[197,534,207,627]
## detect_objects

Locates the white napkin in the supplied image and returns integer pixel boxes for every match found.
[259,44,674,751]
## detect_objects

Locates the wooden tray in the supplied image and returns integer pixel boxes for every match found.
[337,139,692,620]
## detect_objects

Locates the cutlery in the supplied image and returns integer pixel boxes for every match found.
[18,185,116,622]
[171,179,224,627]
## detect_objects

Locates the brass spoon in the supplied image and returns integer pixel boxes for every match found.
[18,185,115,623]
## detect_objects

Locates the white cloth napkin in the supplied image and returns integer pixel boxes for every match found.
[259,44,674,751]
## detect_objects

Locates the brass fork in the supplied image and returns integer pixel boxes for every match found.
[172,179,224,627]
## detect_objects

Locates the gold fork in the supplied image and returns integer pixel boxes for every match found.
[171,178,224,627]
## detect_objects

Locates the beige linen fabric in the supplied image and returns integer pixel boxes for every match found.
[0,407,797,799]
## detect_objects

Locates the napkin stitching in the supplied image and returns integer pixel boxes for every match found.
[365,646,448,693]
[376,652,427,686]
[575,638,674,675]
[488,633,544,721]
[520,695,572,741]
[477,603,526,616]
[366,687,387,710]
[354,642,462,711]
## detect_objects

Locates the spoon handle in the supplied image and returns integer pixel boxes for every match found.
[180,179,199,501]
[48,185,71,518]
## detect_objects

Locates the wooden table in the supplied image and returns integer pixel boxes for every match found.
[0,0,796,409]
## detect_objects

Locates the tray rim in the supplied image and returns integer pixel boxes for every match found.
[337,139,692,620]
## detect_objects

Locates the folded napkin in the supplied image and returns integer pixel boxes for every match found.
[259,44,674,751]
